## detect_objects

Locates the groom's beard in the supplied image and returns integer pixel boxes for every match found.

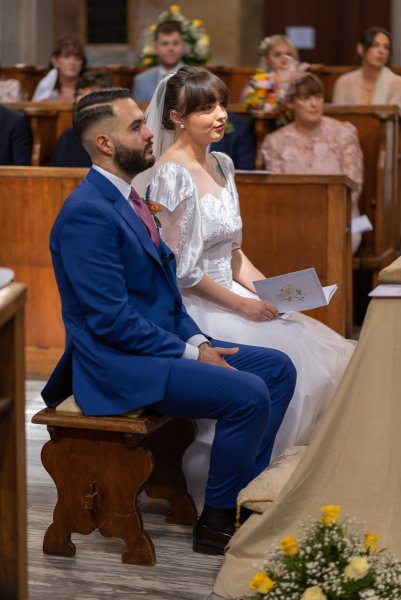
[114,141,155,178]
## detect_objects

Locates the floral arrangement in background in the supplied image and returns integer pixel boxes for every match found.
[139,5,212,67]
[247,505,401,599]
[241,70,292,127]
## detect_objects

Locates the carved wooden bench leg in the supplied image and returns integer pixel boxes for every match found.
[32,408,198,565]
[40,427,156,565]
[143,418,197,525]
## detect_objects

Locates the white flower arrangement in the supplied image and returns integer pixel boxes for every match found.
[246,505,401,600]
[139,4,212,67]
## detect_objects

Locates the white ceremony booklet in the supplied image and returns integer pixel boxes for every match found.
[253,267,337,314]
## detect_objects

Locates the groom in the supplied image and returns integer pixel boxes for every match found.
[42,88,296,555]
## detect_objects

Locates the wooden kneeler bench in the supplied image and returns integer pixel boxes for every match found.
[31,405,197,566]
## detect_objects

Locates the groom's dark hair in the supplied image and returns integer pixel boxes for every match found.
[73,87,132,142]
[162,66,229,130]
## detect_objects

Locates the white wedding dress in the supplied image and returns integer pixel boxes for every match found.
[148,151,355,513]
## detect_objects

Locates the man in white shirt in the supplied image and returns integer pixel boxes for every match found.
[133,21,186,104]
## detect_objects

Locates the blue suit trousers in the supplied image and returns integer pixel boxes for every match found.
[150,339,296,509]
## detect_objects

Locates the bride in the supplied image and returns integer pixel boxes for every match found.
[135,67,355,512]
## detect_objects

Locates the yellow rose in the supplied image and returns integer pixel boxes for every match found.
[143,57,154,66]
[364,533,379,554]
[192,18,202,27]
[149,24,156,32]
[249,571,275,594]
[320,504,341,526]
[344,556,370,581]
[280,535,300,557]
[169,4,180,13]
[301,586,327,600]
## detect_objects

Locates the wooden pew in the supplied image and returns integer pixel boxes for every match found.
[3,101,73,166]
[0,167,353,377]
[236,172,354,336]
[0,166,87,377]
[1,64,143,101]
[3,63,401,105]
[325,105,400,282]
[1,64,46,100]
[0,282,28,599]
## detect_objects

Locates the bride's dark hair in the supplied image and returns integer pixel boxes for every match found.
[162,66,229,130]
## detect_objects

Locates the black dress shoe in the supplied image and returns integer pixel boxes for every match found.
[193,520,233,555]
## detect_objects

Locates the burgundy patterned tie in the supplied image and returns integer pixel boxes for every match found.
[129,187,160,247]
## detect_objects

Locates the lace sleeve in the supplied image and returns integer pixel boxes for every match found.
[338,122,363,216]
[147,163,205,288]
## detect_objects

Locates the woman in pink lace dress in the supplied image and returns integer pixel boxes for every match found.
[261,72,363,254]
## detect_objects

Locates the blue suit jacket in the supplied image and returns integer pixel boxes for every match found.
[42,168,203,415]
[132,67,160,104]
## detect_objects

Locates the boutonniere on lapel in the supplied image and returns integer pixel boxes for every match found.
[144,187,162,228]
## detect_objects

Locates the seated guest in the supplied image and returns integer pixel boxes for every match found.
[32,37,86,101]
[0,61,23,102]
[332,26,401,107]
[262,72,363,254]
[0,105,32,165]
[132,20,186,104]
[240,34,301,122]
[50,72,112,167]
[258,34,299,74]
[211,112,256,170]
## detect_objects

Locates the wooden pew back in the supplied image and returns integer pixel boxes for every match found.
[0,167,353,376]
[236,172,354,336]
[1,65,144,101]
[0,283,28,599]
[3,101,73,166]
[0,166,87,376]
[1,65,46,100]
[325,105,400,272]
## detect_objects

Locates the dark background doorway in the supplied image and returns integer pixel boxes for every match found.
[263,0,391,64]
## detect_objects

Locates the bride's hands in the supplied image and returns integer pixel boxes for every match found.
[237,298,279,322]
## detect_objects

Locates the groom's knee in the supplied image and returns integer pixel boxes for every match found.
[277,350,297,390]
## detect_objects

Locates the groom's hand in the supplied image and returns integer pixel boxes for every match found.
[198,345,239,369]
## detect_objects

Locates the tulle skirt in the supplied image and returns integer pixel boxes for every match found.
[181,282,355,513]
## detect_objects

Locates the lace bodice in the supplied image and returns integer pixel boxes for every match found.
[147,152,242,289]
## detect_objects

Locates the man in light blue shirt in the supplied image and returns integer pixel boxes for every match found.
[133,21,186,104]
